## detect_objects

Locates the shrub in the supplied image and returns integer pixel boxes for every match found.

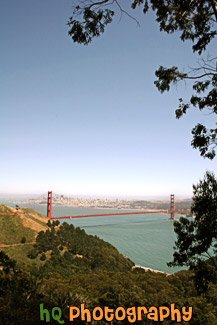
[40,253,46,261]
[21,237,26,244]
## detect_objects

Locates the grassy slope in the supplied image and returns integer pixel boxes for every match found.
[0,214,35,244]
[2,244,35,266]
[0,204,48,265]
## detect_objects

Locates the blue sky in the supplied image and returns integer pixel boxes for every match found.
[1,0,216,198]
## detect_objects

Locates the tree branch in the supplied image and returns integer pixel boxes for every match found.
[88,0,111,10]
[114,0,140,26]
[184,72,216,80]
[209,0,217,22]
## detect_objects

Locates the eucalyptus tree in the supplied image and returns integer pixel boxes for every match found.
[168,171,217,292]
[67,0,217,158]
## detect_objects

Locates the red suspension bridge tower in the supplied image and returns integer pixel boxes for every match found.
[47,191,52,219]
[170,194,175,220]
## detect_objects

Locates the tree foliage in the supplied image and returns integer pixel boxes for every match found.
[155,58,217,159]
[1,249,217,324]
[27,221,134,274]
[168,171,217,292]
[67,0,217,158]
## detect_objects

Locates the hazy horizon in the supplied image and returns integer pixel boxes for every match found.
[0,192,192,201]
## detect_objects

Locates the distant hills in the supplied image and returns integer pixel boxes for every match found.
[18,195,192,211]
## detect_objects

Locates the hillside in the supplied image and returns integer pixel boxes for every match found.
[0,204,48,265]
[0,204,48,245]
[27,220,134,274]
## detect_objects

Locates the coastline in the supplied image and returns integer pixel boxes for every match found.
[133,265,171,276]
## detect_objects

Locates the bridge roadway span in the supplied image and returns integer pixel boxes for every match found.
[51,210,190,219]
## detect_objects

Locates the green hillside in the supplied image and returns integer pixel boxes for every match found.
[0,204,48,265]
[26,220,134,274]
[0,204,48,245]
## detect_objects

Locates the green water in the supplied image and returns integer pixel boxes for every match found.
[13,204,184,274]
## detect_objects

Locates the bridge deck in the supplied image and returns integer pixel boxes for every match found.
[51,210,191,219]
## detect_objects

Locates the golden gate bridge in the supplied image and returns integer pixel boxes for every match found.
[47,191,191,220]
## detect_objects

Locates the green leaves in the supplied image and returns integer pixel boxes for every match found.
[29,222,134,275]
[191,124,216,159]
[68,8,114,45]
[149,0,217,54]
[149,1,217,158]
[154,66,186,92]
[192,80,210,93]
[131,0,149,13]
[168,172,217,292]
[131,0,144,9]
[0,251,16,274]
[68,0,217,52]
[155,64,217,158]
[66,1,217,158]
[175,100,190,119]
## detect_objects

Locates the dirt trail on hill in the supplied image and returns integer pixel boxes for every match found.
[0,242,36,248]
